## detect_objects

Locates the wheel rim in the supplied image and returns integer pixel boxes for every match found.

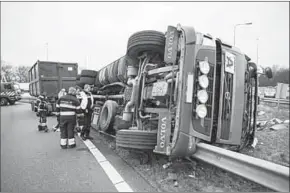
[1,99,6,105]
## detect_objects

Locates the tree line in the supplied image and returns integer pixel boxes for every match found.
[1,60,30,83]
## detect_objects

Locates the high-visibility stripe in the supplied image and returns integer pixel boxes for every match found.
[39,123,47,126]
[56,104,60,108]
[59,103,76,109]
[60,138,67,145]
[60,111,76,116]
[55,112,60,115]
[68,138,75,145]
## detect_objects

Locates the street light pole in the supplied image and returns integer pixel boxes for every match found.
[233,22,253,46]
[46,43,48,61]
[256,38,259,65]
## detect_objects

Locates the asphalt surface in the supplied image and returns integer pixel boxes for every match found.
[1,102,154,192]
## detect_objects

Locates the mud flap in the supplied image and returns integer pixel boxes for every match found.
[91,106,101,130]
[153,111,171,155]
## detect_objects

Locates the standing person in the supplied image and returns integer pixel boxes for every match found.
[53,88,67,132]
[79,84,94,141]
[37,93,49,132]
[56,87,82,149]
[75,86,84,133]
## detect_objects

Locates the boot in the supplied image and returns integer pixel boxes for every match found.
[60,145,67,149]
[44,126,49,132]
[68,144,76,148]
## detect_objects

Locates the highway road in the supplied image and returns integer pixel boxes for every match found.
[1,102,155,192]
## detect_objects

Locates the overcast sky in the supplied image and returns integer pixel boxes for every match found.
[1,2,289,71]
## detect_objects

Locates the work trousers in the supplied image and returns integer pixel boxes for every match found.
[55,115,60,128]
[60,116,76,148]
[81,110,92,137]
[38,111,47,130]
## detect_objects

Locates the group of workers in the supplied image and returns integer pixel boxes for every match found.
[36,84,95,149]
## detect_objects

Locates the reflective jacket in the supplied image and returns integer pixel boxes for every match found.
[79,91,94,111]
[56,94,82,119]
[58,91,67,99]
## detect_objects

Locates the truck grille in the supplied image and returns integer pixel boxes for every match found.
[220,72,234,140]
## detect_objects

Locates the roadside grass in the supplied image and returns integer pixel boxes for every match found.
[241,103,289,167]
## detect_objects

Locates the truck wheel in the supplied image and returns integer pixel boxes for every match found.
[80,77,95,85]
[76,80,85,89]
[0,98,8,106]
[94,71,102,87]
[127,30,166,60]
[116,130,157,150]
[81,70,98,78]
[99,100,118,132]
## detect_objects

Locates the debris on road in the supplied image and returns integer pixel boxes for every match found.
[174,181,178,187]
[251,137,258,148]
[270,124,289,131]
[167,172,177,181]
[269,118,283,124]
[163,162,172,169]
[258,111,266,116]
[188,171,196,179]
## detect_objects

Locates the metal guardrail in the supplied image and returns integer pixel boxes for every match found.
[260,97,289,105]
[192,143,289,192]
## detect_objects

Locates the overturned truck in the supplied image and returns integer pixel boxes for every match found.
[87,24,272,158]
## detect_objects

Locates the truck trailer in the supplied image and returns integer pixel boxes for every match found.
[84,24,272,158]
[28,60,78,115]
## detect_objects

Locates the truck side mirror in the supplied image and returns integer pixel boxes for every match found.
[265,67,273,79]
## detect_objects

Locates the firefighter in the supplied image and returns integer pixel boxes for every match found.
[37,93,49,132]
[56,87,82,149]
[53,88,67,132]
[79,84,94,141]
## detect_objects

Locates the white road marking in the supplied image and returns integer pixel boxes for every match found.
[78,133,133,192]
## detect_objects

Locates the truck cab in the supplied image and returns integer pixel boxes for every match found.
[90,24,271,158]
[0,82,22,106]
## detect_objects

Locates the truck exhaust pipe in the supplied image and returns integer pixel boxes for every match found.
[123,77,138,121]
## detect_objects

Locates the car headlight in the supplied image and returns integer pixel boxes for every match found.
[198,75,209,89]
[197,90,208,103]
[196,104,207,118]
[199,61,210,74]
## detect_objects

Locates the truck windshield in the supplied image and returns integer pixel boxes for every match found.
[196,32,215,47]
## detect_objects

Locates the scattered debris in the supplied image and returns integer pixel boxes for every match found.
[163,162,172,169]
[174,181,178,187]
[269,118,283,124]
[167,172,177,181]
[270,124,289,131]
[251,137,258,148]
[188,171,196,179]
[258,111,266,116]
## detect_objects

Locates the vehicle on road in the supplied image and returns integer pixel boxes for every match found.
[264,86,276,98]
[80,24,272,158]
[0,82,22,106]
[28,60,78,115]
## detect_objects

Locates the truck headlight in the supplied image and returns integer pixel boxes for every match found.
[199,61,210,74]
[196,104,207,118]
[198,75,209,89]
[197,90,208,103]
